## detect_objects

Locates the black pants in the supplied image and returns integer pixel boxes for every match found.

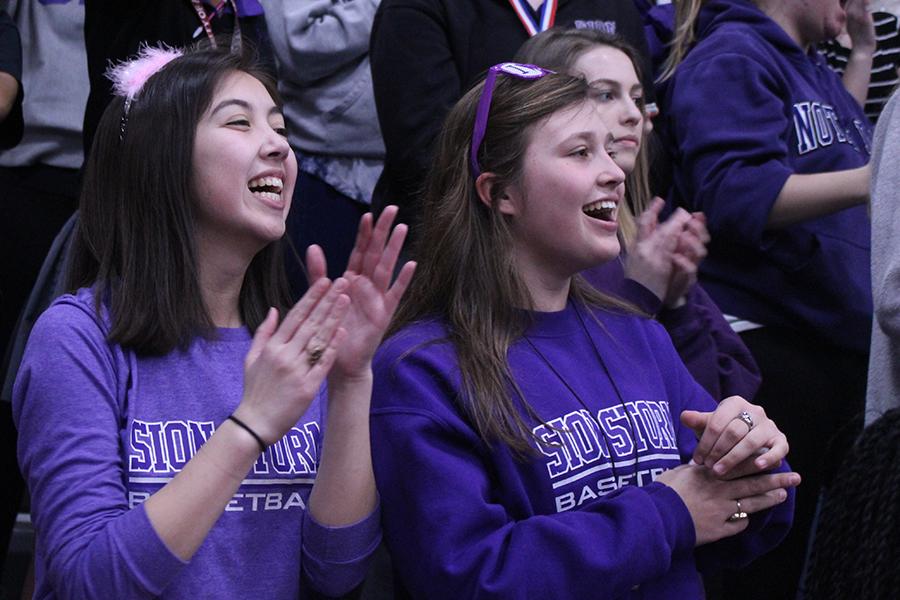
[0,164,80,571]
[715,326,866,600]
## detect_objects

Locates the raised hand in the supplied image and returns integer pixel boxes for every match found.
[306,205,416,379]
[234,277,350,445]
[664,211,710,308]
[681,395,790,478]
[656,463,800,546]
[624,198,692,302]
[846,0,875,53]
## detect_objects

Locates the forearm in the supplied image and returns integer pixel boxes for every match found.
[143,420,261,560]
[842,47,875,107]
[766,167,870,228]
[308,371,378,526]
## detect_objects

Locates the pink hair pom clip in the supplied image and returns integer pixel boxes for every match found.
[106,45,183,101]
[105,45,183,140]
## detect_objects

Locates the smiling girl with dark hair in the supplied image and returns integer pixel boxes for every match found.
[13,46,414,598]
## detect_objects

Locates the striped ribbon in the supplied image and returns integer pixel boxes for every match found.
[507,0,558,37]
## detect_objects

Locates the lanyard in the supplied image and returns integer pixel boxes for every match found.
[507,0,558,37]
[191,0,243,51]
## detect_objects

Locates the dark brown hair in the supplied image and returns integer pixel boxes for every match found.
[388,72,634,455]
[67,47,292,355]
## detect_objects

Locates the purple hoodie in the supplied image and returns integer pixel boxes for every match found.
[659,0,872,353]
[370,301,793,599]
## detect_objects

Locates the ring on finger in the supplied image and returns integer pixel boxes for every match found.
[727,499,749,522]
[307,343,325,366]
[736,410,754,432]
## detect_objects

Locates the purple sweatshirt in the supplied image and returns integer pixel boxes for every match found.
[13,288,380,599]
[370,301,793,599]
[582,260,761,401]
[660,0,872,353]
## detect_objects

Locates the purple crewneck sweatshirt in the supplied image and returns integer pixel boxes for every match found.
[13,288,380,599]
[370,301,793,599]
[581,259,762,401]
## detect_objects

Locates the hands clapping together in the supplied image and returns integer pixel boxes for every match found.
[624,197,710,309]
[234,206,415,447]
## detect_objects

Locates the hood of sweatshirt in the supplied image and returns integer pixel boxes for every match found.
[694,0,809,62]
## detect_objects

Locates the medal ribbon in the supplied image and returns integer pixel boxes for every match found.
[191,0,243,52]
[507,0,558,37]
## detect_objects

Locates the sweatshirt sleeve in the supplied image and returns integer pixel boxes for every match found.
[264,0,377,85]
[369,338,697,599]
[12,301,187,599]
[300,502,381,597]
[369,1,461,225]
[667,52,793,246]
[657,284,762,401]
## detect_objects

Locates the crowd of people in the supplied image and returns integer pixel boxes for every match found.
[0,0,896,598]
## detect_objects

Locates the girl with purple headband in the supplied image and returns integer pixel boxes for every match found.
[13,46,415,598]
[369,64,798,598]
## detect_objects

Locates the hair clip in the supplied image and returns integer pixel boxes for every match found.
[106,45,184,140]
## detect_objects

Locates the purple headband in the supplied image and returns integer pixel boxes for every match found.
[469,62,554,178]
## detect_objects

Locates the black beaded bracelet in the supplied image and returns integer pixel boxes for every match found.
[227,415,267,453]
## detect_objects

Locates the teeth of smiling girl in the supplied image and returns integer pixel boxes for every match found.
[248,176,284,193]
[583,200,617,221]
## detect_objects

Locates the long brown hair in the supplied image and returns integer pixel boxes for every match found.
[388,72,634,455]
[68,47,293,355]
[658,0,705,82]
[515,28,652,247]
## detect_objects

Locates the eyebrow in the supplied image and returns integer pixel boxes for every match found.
[589,78,644,92]
[210,99,283,117]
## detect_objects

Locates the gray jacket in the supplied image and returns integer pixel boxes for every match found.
[866,90,900,423]
[263,0,384,158]
[0,0,88,169]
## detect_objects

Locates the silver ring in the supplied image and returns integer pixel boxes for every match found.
[737,410,754,431]
[727,499,749,522]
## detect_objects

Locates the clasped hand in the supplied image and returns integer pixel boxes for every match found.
[657,396,800,546]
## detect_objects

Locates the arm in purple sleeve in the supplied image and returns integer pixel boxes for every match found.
[300,503,381,596]
[13,300,186,599]
[658,284,762,401]
[583,262,761,400]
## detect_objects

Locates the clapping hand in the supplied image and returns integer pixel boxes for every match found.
[306,205,417,380]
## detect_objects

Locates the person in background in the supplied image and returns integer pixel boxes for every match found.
[658,0,872,597]
[262,0,385,294]
[865,91,900,423]
[819,0,900,123]
[0,0,86,580]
